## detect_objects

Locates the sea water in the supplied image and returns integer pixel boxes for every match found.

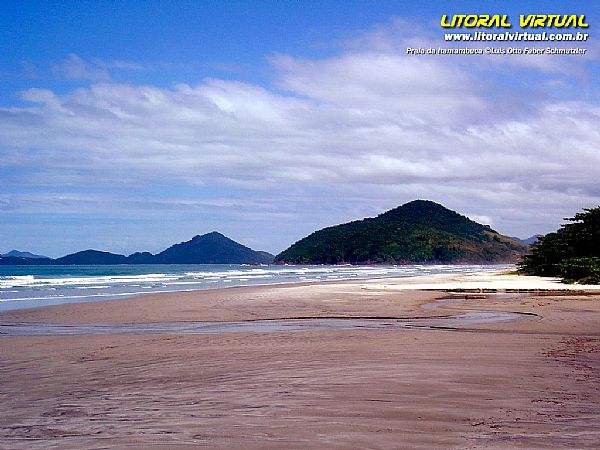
[0,264,512,312]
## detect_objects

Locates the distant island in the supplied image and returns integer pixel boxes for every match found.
[275,200,527,264]
[1,250,49,259]
[0,232,274,265]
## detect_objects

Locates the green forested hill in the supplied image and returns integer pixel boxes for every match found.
[275,200,526,264]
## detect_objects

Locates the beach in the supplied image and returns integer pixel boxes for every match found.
[1,272,599,449]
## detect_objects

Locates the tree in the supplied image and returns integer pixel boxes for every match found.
[518,205,600,284]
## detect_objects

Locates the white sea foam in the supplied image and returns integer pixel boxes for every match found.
[0,273,180,289]
[0,264,514,311]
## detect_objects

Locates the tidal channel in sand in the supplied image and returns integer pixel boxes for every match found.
[0,295,528,336]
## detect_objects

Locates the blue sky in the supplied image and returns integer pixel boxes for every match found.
[1,1,599,256]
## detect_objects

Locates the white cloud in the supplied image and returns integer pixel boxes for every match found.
[54,53,110,81]
[272,52,485,125]
[52,53,143,81]
[1,25,599,253]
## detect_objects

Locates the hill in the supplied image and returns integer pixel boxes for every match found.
[54,250,129,265]
[519,235,542,246]
[0,232,274,265]
[153,232,274,264]
[0,255,53,265]
[275,200,526,264]
[1,250,49,259]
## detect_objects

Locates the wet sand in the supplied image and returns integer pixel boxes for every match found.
[1,273,599,449]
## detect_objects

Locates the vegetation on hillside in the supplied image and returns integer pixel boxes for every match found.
[275,200,526,264]
[518,205,600,284]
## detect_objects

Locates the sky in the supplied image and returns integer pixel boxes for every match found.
[1,0,599,257]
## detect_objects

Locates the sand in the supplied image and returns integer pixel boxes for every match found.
[0,272,599,449]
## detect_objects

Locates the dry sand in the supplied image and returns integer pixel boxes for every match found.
[0,272,599,449]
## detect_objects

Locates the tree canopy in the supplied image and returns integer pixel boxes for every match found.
[518,205,600,284]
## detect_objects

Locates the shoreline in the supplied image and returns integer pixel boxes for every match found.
[2,269,598,317]
[0,264,515,313]
[1,272,599,448]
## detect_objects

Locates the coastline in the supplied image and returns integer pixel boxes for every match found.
[1,272,599,448]
[1,269,598,323]
[0,263,514,313]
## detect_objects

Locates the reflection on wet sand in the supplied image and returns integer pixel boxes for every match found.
[0,295,532,336]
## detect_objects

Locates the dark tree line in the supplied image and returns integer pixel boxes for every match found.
[518,205,600,284]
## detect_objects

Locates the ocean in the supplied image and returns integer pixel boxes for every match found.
[0,264,512,312]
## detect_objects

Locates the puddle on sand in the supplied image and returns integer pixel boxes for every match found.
[1,318,396,336]
[0,294,532,336]
[0,312,526,336]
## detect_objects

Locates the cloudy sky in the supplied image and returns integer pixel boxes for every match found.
[1,1,599,257]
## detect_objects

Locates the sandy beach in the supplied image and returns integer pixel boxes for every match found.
[1,272,599,449]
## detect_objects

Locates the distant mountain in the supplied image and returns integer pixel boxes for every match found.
[1,250,49,259]
[275,200,527,264]
[520,234,542,246]
[127,252,155,264]
[0,255,53,265]
[54,250,129,265]
[0,232,274,265]
[154,232,274,264]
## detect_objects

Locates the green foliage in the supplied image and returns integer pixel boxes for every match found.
[276,200,526,264]
[559,257,600,284]
[518,205,600,284]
